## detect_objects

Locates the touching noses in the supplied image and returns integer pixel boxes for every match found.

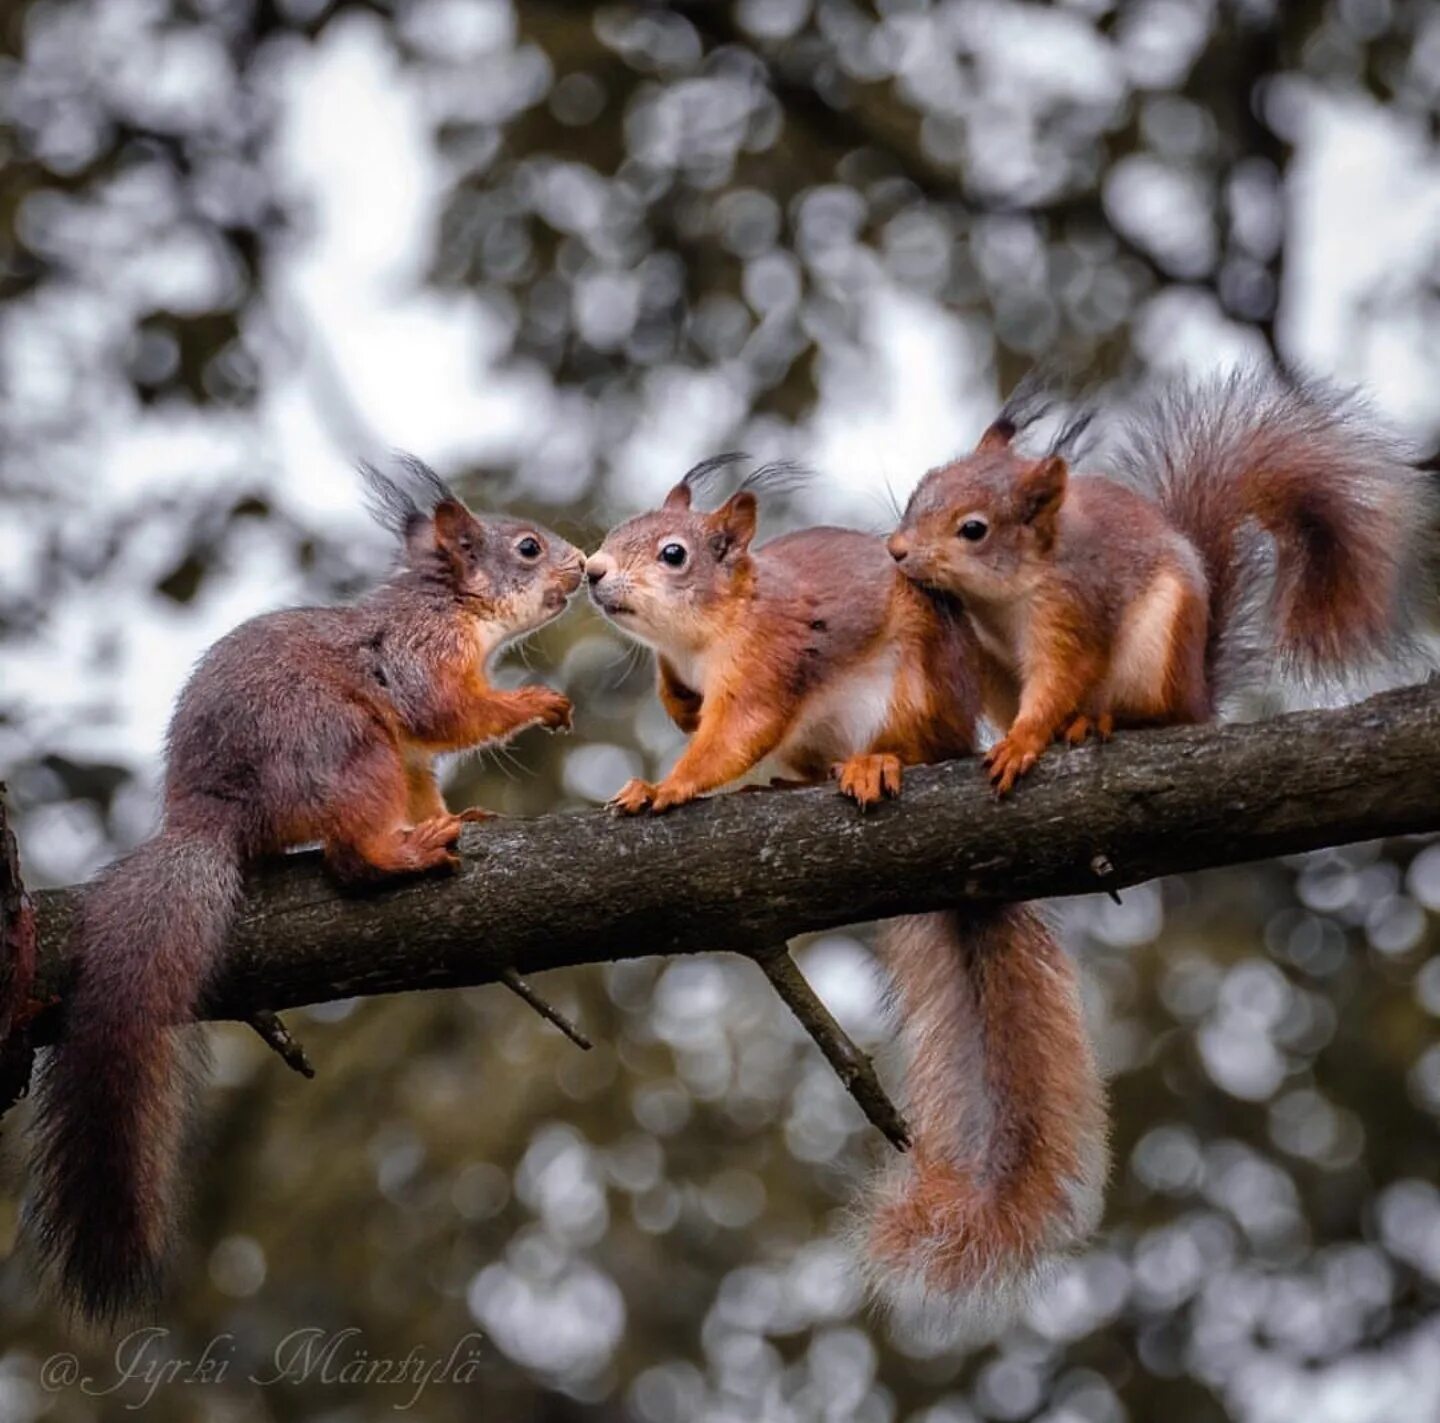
[585,552,614,586]
[887,532,910,563]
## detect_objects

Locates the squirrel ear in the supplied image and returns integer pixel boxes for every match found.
[708,490,758,560]
[432,499,480,556]
[663,481,693,511]
[977,417,1018,453]
[1019,456,1067,531]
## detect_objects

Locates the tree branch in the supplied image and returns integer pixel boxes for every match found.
[756,944,912,1152]
[23,684,1440,1044]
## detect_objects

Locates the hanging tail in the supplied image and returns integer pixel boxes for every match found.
[28,813,242,1324]
[1114,369,1434,699]
[862,906,1108,1335]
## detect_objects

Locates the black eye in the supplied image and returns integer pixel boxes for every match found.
[659,543,687,568]
[517,536,542,559]
[958,518,988,543]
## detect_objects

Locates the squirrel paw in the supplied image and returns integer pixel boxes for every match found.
[833,753,903,810]
[985,728,1046,796]
[609,778,658,815]
[649,780,699,813]
[1057,712,1114,747]
[402,815,466,872]
[525,687,574,732]
[610,778,697,814]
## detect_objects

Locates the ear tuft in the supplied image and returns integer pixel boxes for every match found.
[977,418,1017,453]
[663,482,693,511]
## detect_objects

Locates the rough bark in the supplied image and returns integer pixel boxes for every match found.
[23,682,1440,1042]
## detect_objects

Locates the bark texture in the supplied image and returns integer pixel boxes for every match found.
[25,683,1440,1040]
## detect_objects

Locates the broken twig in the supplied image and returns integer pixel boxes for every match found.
[755,943,911,1152]
[500,967,592,1050]
[247,1009,316,1079]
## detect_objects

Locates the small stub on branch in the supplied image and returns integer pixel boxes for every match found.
[247,1009,316,1078]
[1090,853,1123,905]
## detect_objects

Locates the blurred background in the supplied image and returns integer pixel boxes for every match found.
[2,0,1440,1419]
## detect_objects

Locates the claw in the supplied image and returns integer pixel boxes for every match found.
[834,753,903,810]
[985,732,1044,797]
[609,778,658,815]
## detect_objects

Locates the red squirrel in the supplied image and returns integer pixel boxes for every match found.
[586,464,1108,1327]
[29,457,583,1325]
[889,369,1434,792]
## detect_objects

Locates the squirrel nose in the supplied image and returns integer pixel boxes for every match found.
[585,554,612,586]
[887,533,910,563]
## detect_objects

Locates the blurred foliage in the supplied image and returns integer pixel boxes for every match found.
[1,1,1440,1421]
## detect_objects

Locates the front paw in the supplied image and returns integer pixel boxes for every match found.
[609,778,658,815]
[648,780,698,814]
[525,687,574,732]
[984,727,1047,796]
[833,753,903,810]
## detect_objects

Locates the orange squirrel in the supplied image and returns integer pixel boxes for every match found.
[586,462,1108,1325]
[29,457,583,1325]
[889,369,1435,792]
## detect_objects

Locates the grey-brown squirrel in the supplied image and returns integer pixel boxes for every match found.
[585,465,1109,1328]
[29,457,583,1324]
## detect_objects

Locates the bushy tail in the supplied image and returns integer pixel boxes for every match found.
[862,906,1108,1336]
[1114,369,1434,699]
[28,814,242,1325]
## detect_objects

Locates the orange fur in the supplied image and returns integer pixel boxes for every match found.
[588,475,1108,1331]
[867,907,1106,1322]
[892,369,1431,793]
[657,656,704,733]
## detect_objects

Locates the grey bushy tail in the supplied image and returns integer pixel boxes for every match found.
[28,814,242,1324]
[1114,369,1434,700]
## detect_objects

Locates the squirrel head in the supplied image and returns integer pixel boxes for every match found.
[888,403,1087,605]
[360,455,584,635]
[585,473,759,656]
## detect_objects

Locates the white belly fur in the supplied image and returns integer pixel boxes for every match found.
[761,644,902,779]
[967,598,1029,676]
[1105,570,1186,708]
[664,645,708,694]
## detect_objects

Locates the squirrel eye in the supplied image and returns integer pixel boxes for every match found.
[659,542,687,568]
[958,518,989,543]
[516,536,542,559]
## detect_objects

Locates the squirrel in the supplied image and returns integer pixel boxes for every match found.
[888,368,1435,793]
[585,461,1108,1328]
[29,456,583,1325]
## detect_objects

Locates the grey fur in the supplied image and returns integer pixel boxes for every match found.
[357,452,458,539]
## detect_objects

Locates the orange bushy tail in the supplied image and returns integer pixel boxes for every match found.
[863,906,1107,1333]
[1115,369,1434,698]
[28,812,242,1324]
